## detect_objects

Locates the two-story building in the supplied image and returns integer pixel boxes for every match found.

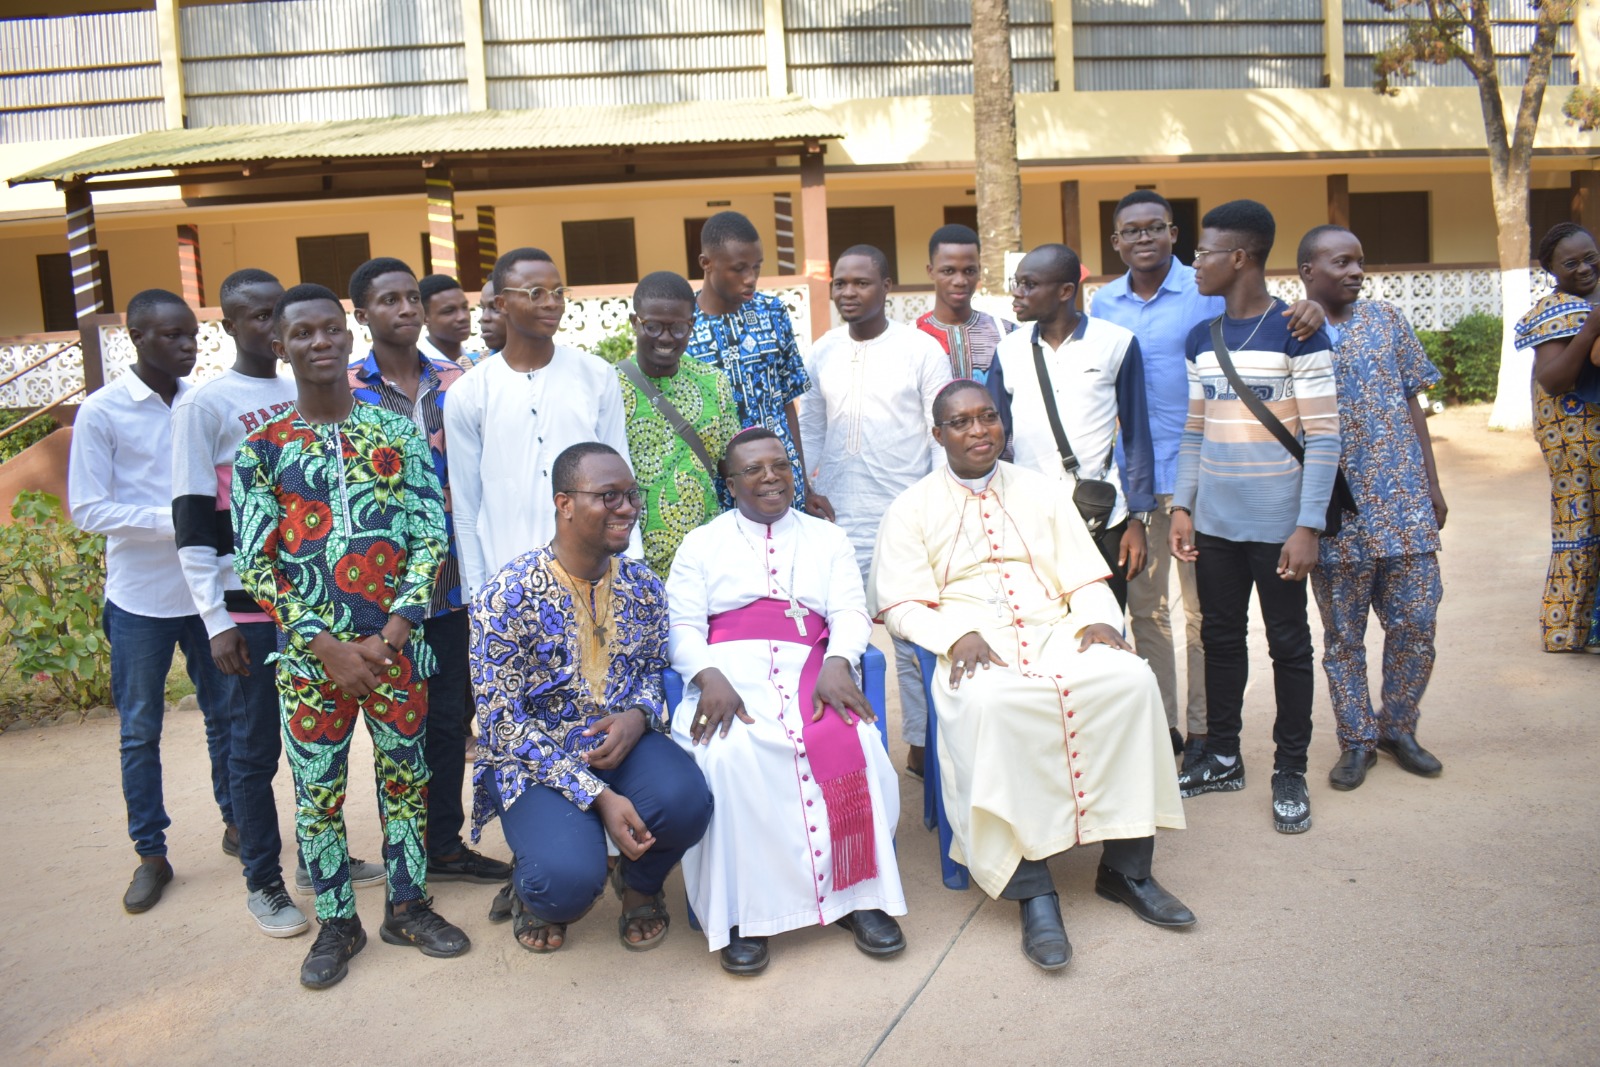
[0,0,1595,356]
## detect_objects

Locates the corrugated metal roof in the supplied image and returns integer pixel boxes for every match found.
[11,95,843,184]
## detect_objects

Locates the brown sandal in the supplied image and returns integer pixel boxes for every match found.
[510,893,566,953]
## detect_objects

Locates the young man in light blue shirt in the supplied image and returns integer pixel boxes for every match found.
[1092,190,1324,767]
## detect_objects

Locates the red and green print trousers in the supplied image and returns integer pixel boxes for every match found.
[277,657,429,921]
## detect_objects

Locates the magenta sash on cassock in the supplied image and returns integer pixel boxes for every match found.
[706,597,878,890]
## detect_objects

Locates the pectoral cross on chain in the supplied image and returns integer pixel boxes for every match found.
[985,595,1008,621]
[784,598,810,636]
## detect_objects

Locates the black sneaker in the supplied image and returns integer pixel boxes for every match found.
[1177,751,1245,798]
[1180,735,1207,772]
[300,916,366,989]
[380,897,471,958]
[427,847,513,883]
[1270,770,1312,834]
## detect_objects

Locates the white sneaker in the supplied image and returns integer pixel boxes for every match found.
[247,882,310,938]
[296,857,386,891]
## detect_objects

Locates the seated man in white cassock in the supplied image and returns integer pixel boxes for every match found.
[870,379,1193,972]
[667,427,908,977]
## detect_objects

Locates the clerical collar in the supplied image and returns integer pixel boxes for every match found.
[733,507,795,536]
[948,462,998,494]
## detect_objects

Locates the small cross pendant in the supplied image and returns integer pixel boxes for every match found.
[784,598,810,636]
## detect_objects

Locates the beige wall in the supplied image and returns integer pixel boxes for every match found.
[0,222,181,337]
[0,163,1576,336]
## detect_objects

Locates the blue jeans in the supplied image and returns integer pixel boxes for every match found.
[422,608,469,859]
[493,730,713,924]
[224,621,288,890]
[103,600,233,857]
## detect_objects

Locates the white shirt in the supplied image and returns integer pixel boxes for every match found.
[68,370,197,618]
[798,320,948,574]
[444,344,635,599]
[991,316,1140,526]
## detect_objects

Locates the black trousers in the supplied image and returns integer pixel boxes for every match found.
[1093,518,1130,611]
[1194,532,1315,773]
[1000,836,1154,900]
[421,608,470,858]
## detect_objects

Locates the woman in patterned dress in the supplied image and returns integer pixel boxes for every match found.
[1515,223,1600,651]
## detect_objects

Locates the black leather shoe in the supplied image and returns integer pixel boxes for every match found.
[427,847,514,883]
[1378,733,1443,777]
[300,916,366,989]
[1328,748,1377,791]
[1094,866,1196,928]
[720,926,770,976]
[1019,892,1071,971]
[380,897,471,958]
[1170,727,1184,755]
[834,909,906,957]
[122,858,173,914]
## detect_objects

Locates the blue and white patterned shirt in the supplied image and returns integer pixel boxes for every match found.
[686,291,811,510]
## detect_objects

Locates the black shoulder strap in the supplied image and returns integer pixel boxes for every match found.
[1208,316,1305,465]
[618,358,720,480]
[1030,335,1080,475]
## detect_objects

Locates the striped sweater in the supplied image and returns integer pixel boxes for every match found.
[1173,308,1340,543]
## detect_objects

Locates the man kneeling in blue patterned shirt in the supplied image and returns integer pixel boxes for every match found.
[469,442,713,953]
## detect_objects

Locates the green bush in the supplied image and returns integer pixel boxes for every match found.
[1415,312,1502,405]
[0,491,110,709]
[589,327,636,365]
[0,411,59,465]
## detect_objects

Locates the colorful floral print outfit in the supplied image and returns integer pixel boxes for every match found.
[233,401,446,919]
[1515,292,1600,651]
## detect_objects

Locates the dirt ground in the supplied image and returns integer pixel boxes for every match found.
[0,405,1594,1067]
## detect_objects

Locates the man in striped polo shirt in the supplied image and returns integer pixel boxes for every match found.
[1169,200,1340,835]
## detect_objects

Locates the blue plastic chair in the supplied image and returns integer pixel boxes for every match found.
[913,645,971,891]
[662,643,889,751]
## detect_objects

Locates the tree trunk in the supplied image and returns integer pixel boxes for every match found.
[1487,168,1535,431]
[971,0,1022,296]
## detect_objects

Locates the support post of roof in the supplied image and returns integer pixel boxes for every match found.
[154,0,185,129]
[773,192,796,274]
[1327,173,1350,227]
[65,181,108,394]
[477,206,498,284]
[799,145,830,341]
[1052,0,1074,93]
[176,224,204,307]
[1059,180,1080,258]
[1573,170,1600,233]
[460,0,489,112]
[426,166,459,280]
[762,0,789,96]
[1322,0,1345,89]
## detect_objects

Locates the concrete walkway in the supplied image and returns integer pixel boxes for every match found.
[0,406,1594,1066]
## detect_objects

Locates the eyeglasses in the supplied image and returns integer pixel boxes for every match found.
[500,285,572,304]
[561,488,643,510]
[1192,248,1241,262]
[635,319,691,340]
[728,462,792,481]
[1009,278,1048,295]
[1559,252,1600,272]
[935,410,1002,432]
[1115,222,1170,242]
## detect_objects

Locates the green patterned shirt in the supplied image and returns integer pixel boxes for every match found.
[617,358,739,578]
[232,400,447,682]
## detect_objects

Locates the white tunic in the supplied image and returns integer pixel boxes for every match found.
[443,345,635,599]
[870,463,1185,898]
[798,320,948,575]
[668,509,907,951]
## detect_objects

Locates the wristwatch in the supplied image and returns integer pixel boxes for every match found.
[1129,511,1153,527]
